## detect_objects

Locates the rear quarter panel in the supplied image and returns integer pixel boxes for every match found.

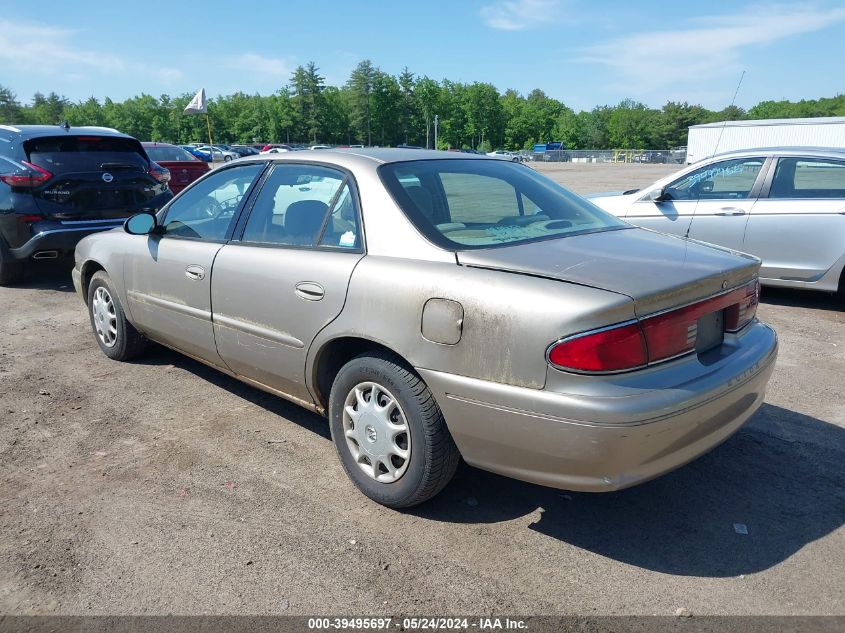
[306,256,636,395]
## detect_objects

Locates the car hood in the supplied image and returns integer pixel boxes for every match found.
[456,227,760,316]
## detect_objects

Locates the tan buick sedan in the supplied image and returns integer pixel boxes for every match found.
[72,149,778,508]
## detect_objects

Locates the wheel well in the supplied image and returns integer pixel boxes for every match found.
[80,261,105,299]
[313,337,408,410]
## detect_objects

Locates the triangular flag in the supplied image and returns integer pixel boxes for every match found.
[183,88,207,115]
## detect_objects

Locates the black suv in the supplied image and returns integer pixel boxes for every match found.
[0,124,173,285]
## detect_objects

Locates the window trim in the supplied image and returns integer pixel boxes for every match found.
[656,156,770,202]
[155,160,269,243]
[231,160,366,254]
[759,155,845,200]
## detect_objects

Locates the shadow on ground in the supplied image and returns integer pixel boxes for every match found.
[10,260,75,293]
[132,343,845,578]
[761,286,842,312]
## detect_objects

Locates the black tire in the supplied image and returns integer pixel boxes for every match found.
[328,352,461,508]
[0,243,24,286]
[223,155,232,162]
[87,271,149,361]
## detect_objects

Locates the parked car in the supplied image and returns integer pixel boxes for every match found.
[588,147,845,295]
[72,149,777,508]
[229,145,260,157]
[0,124,172,285]
[260,144,294,153]
[260,147,292,154]
[487,149,522,162]
[179,145,212,162]
[309,145,332,150]
[196,145,239,162]
[142,142,210,195]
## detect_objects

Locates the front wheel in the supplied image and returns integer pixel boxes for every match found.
[87,271,149,361]
[329,352,460,508]
[223,155,232,162]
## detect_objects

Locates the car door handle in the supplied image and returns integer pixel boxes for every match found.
[715,207,746,216]
[185,265,206,281]
[295,282,324,301]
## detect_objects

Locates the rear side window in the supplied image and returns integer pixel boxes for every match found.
[241,164,360,249]
[24,136,148,174]
[770,158,845,199]
[145,145,198,163]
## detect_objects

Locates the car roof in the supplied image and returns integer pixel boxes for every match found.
[708,146,845,161]
[0,124,131,140]
[246,147,498,167]
[141,141,178,148]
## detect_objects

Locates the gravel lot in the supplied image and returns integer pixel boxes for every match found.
[0,163,842,616]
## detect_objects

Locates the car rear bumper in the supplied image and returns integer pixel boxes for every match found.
[418,321,778,492]
[8,221,125,260]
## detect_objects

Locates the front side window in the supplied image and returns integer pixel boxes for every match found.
[663,158,764,201]
[145,145,199,163]
[241,164,360,248]
[770,157,845,199]
[161,163,264,240]
[379,159,626,249]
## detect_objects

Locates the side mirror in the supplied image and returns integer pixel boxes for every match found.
[124,212,157,236]
[646,187,668,202]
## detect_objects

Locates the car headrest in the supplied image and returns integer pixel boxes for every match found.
[285,200,328,237]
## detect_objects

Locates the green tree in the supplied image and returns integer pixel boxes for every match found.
[291,62,325,144]
[0,85,22,124]
[346,60,376,145]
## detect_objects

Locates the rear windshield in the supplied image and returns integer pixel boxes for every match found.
[24,136,148,173]
[145,145,198,163]
[379,159,627,249]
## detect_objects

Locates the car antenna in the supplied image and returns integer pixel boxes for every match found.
[685,70,746,239]
[59,120,70,132]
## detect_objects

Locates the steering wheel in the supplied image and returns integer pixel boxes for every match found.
[199,196,225,218]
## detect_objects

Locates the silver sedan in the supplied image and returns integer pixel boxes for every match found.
[589,147,845,294]
[72,149,777,508]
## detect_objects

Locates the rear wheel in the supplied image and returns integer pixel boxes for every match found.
[87,271,149,361]
[329,352,460,508]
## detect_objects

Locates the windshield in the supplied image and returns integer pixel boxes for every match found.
[379,159,627,249]
[145,145,198,162]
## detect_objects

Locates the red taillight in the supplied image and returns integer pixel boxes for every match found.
[725,279,760,332]
[548,322,648,372]
[0,161,53,188]
[548,279,760,373]
[148,162,171,184]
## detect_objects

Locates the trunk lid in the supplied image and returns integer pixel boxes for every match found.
[24,135,165,220]
[456,227,760,316]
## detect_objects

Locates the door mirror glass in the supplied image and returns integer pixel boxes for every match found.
[646,187,667,202]
[124,212,156,235]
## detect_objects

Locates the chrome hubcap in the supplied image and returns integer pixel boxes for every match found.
[342,382,411,483]
[91,286,117,348]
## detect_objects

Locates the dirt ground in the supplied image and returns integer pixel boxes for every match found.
[0,163,843,617]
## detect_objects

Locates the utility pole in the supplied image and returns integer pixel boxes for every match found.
[434,114,439,150]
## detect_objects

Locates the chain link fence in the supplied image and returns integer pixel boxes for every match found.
[523,148,688,164]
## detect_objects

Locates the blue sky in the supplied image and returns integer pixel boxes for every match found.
[1,0,844,111]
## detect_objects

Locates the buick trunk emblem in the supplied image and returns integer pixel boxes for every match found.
[722,280,728,289]
[102,172,114,183]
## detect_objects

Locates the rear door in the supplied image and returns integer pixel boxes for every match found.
[211,162,364,402]
[122,162,265,364]
[744,156,845,282]
[23,135,168,220]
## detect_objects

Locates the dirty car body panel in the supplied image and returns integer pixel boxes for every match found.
[73,149,778,499]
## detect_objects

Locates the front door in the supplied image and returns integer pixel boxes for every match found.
[211,162,365,402]
[122,162,265,364]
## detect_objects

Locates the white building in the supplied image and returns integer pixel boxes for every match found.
[686,116,845,163]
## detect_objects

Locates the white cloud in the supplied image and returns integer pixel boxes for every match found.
[226,53,293,78]
[0,18,183,89]
[580,4,845,96]
[480,0,561,31]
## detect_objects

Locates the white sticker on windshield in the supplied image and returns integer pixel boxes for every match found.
[339,231,356,247]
